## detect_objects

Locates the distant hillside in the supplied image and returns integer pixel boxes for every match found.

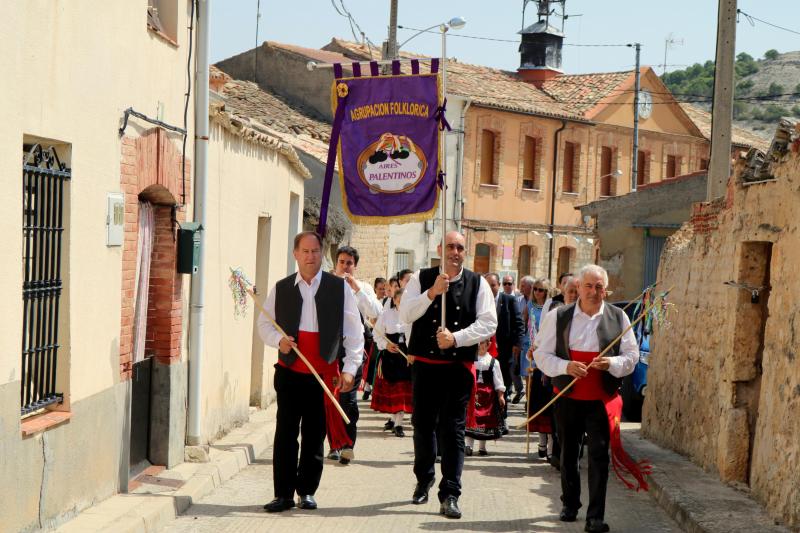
[661,50,800,134]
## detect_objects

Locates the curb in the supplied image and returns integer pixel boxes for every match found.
[621,426,791,533]
[55,405,276,533]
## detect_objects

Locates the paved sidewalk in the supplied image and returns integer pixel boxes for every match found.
[163,400,681,533]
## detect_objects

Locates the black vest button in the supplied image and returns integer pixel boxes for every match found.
[454,321,459,326]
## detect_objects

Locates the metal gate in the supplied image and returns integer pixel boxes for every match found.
[643,235,666,289]
[21,145,70,416]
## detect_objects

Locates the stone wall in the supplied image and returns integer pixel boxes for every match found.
[643,135,800,528]
[349,225,390,283]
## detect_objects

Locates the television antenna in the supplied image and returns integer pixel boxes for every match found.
[662,33,684,74]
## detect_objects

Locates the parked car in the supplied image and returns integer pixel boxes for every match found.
[611,301,650,422]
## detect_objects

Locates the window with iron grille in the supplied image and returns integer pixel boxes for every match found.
[394,250,411,273]
[21,145,70,416]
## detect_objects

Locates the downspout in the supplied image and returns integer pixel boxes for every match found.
[454,97,472,232]
[548,120,568,282]
[187,0,210,446]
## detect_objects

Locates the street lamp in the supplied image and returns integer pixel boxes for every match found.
[397,17,465,328]
[598,169,623,197]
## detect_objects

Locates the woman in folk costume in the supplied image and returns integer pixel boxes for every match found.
[522,277,555,460]
[465,338,506,456]
[371,288,412,437]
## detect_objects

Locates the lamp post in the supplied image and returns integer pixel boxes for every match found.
[399,17,465,325]
[598,169,623,197]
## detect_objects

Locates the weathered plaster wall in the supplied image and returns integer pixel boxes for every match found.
[644,149,800,528]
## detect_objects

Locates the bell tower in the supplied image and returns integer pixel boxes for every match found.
[518,0,565,87]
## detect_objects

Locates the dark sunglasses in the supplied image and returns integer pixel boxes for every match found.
[533,287,547,293]
[502,282,513,286]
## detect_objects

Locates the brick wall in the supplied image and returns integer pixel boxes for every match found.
[119,129,190,381]
[349,224,389,283]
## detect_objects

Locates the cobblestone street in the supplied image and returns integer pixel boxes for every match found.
[164,400,681,533]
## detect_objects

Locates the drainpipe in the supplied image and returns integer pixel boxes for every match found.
[548,120,568,281]
[454,97,472,232]
[187,0,210,446]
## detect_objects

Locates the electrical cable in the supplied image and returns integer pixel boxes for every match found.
[737,8,800,37]
[180,0,196,208]
[398,25,630,47]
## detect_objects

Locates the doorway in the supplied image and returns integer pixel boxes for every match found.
[250,217,272,407]
[474,243,491,273]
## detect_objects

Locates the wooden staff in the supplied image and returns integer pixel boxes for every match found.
[372,332,411,364]
[245,286,350,425]
[620,282,659,313]
[516,289,670,429]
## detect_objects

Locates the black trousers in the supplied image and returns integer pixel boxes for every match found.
[273,365,326,498]
[332,363,362,448]
[411,362,473,502]
[555,397,611,520]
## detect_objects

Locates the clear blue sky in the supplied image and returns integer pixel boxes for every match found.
[211,1,800,75]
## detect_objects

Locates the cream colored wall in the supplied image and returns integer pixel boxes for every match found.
[0,2,195,404]
[202,121,304,441]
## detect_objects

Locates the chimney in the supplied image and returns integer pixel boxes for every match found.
[517,15,564,87]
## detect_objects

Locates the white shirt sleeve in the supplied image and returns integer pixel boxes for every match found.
[355,281,383,320]
[257,285,284,348]
[341,283,365,375]
[398,270,433,324]
[373,312,388,351]
[492,360,506,392]
[452,276,498,348]
[607,311,639,378]
[532,308,570,377]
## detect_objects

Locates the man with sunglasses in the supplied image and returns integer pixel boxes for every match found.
[400,231,497,519]
[501,274,518,296]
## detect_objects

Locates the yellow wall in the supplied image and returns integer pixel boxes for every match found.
[0,1,195,402]
[202,119,305,440]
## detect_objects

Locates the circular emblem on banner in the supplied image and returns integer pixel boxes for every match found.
[336,82,349,98]
[357,133,428,194]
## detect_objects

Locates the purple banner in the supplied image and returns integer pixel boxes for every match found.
[333,72,441,224]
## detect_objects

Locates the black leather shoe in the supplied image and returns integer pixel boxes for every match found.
[585,518,610,532]
[384,419,395,431]
[264,497,295,513]
[478,448,488,456]
[512,391,524,404]
[439,496,462,519]
[298,494,317,510]
[362,390,371,401]
[548,454,561,471]
[560,507,579,522]
[412,477,435,504]
[394,425,405,437]
[465,445,473,456]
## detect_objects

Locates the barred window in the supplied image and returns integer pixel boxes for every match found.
[21,145,70,416]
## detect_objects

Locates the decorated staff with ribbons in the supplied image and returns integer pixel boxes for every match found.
[400,231,497,520]
[257,231,364,513]
[533,264,639,533]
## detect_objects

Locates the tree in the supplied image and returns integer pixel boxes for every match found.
[764,49,780,60]
[736,79,754,93]
[735,53,759,77]
[768,82,784,97]
[792,105,800,118]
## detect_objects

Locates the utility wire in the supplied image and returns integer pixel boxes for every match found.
[737,8,800,37]
[397,25,630,47]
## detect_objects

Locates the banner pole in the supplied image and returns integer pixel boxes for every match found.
[440,25,448,328]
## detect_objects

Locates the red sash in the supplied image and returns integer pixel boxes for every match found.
[554,349,651,491]
[282,331,352,450]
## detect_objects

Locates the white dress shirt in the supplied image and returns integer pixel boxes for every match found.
[352,278,383,321]
[533,300,638,379]
[474,353,506,392]
[373,306,410,351]
[257,269,365,375]
[399,268,498,348]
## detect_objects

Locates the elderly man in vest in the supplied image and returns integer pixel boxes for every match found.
[533,264,638,533]
[258,231,364,513]
[400,231,497,519]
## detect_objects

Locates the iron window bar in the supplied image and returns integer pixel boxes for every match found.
[21,144,70,416]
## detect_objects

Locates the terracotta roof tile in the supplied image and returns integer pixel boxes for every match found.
[541,71,633,115]
[679,103,770,151]
[323,38,586,122]
[209,65,331,163]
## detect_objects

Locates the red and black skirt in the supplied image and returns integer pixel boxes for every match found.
[527,368,554,434]
[370,349,412,414]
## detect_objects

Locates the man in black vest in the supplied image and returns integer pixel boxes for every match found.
[257,231,364,513]
[329,245,383,464]
[533,265,638,533]
[400,231,497,519]
[484,273,524,408]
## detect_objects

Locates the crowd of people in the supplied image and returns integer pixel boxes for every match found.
[257,230,639,533]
